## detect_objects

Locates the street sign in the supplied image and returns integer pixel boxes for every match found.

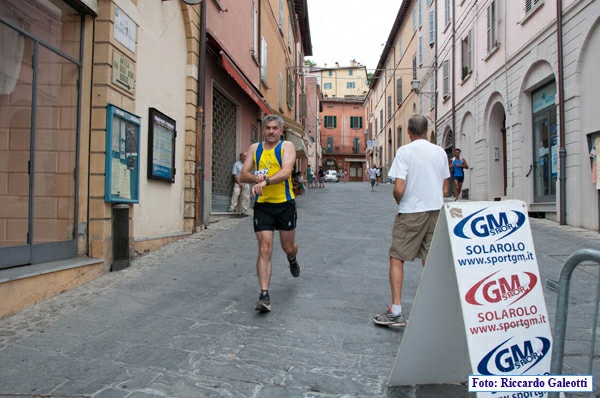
[389,201,553,398]
[112,50,135,95]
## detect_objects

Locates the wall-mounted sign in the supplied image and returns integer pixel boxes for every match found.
[532,81,556,114]
[148,108,177,183]
[112,50,135,95]
[114,6,136,53]
[105,104,140,203]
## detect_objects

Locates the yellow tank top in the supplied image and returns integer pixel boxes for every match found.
[254,141,295,203]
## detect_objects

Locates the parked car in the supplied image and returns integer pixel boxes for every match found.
[325,169,338,182]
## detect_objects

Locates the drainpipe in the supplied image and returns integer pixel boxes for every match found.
[556,0,566,225]
[434,0,438,139]
[451,0,456,151]
[196,1,207,229]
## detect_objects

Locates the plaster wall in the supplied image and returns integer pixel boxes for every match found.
[133,0,187,239]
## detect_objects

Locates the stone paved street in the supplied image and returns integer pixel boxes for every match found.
[1,182,600,397]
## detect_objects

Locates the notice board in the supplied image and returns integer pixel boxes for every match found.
[105,104,141,203]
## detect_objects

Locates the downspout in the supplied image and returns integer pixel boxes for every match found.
[451,0,456,151]
[196,0,207,229]
[434,0,438,139]
[556,0,566,225]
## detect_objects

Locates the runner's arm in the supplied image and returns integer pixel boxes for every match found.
[240,143,264,184]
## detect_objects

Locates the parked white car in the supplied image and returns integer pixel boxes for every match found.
[325,170,338,182]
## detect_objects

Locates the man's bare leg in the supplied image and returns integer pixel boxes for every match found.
[280,229,300,277]
[255,231,274,312]
[390,256,404,306]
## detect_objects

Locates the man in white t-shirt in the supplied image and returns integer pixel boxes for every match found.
[373,114,450,329]
[228,152,250,216]
[368,164,378,191]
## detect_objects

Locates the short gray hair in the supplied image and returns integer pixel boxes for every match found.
[261,114,284,130]
[407,114,428,137]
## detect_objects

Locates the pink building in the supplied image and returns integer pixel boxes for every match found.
[320,97,367,182]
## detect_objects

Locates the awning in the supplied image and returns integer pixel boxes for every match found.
[220,52,271,115]
[280,115,309,159]
[286,129,308,159]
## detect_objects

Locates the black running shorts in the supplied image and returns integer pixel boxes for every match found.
[253,200,297,232]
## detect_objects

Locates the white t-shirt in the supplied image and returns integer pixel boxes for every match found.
[368,167,377,180]
[388,139,450,213]
[231,160,243,176]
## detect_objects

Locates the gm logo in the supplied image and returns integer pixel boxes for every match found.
[477,336,550,375]
[453,208,526,241]
[466,271,537,306]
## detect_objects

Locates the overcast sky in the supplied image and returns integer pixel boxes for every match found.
[305,0,401,72]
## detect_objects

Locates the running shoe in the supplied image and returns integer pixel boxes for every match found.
[255,292,271,312]
[373,307,407,327]
[288,257,301,277]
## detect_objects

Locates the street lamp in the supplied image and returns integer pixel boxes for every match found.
[411,79,436,100]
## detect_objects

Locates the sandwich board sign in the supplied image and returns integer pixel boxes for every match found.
[389,200,553,398]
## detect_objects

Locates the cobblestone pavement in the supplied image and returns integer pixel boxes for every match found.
[1,182,600,397]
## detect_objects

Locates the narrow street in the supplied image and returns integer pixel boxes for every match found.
[1,182,600,397]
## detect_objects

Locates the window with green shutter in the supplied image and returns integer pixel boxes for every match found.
[350,116,363,129]
[324,116,337,128]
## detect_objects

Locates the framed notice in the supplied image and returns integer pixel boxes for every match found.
[105,104,141,203]
[147,108,176,183]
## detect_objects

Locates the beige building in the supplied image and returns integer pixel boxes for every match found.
[318,61,369,99]
[365,0,437,178]
[0,0,312,319]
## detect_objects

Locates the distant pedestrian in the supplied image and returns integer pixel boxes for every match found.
[450,148,469,200]
[373,114,450,329]
[376,167,381,186]
[368,164,378,191]
[317,166,325,188]
[239,114,301,313]
[306,164,314,188]
[294,171,306,195]
[228,152,250,216]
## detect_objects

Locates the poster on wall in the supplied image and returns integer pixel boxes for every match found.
[105,104,140,203]
[147,108,176,183]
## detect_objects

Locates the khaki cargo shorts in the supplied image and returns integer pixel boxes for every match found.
[388,210,440,262]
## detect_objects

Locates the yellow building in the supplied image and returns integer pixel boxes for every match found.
[319,60,369,99]
[0,0,196,319]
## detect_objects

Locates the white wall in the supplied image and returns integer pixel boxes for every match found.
[134,0,187,238]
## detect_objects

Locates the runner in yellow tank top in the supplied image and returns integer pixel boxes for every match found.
[240,114,301,313]
[253,140,295,203]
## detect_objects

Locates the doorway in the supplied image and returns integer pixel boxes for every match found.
[211,89,237,212]
[349,162,363,181]
[0,2,82,269]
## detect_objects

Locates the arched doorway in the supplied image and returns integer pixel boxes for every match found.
[488,102,507,199]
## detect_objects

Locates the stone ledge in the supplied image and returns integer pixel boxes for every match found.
[0,258,105,284]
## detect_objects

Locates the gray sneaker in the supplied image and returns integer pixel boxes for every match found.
[373,307,407,327]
